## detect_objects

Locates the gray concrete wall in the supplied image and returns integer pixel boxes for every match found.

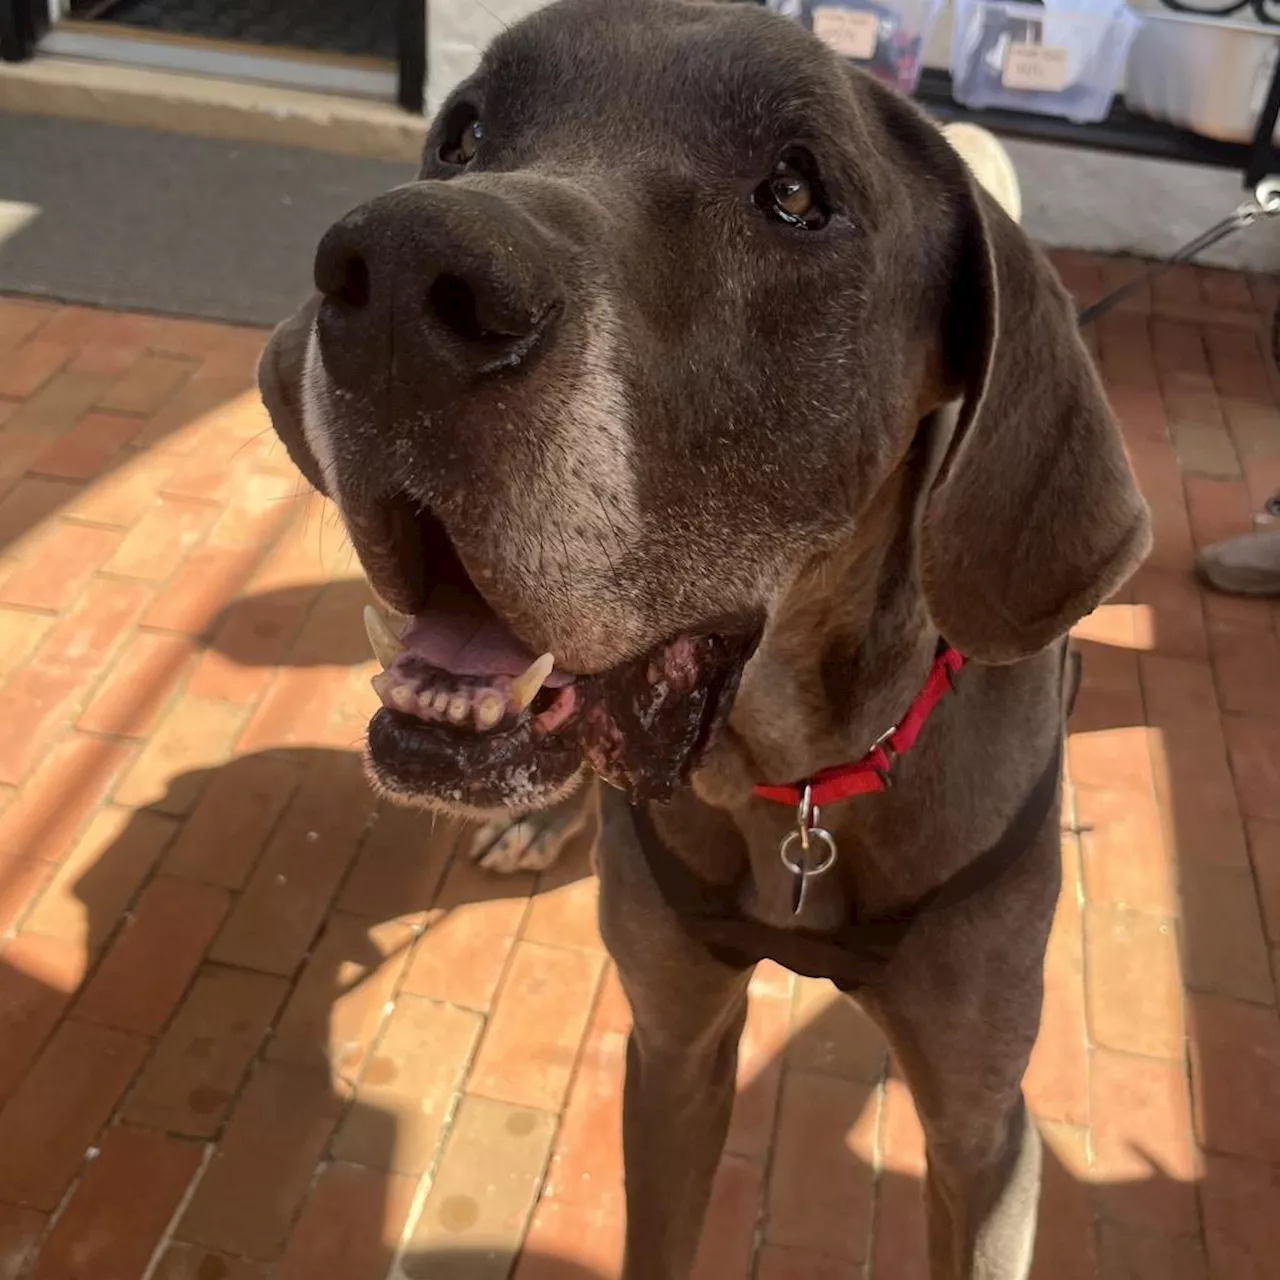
[1009,139,1280,272]
[428,0,548,115]
[425,0,1280,270]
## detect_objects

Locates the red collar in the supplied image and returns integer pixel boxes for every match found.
[753,647,965,809]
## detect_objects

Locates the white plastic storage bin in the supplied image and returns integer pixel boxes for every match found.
[949,0,1139,124]
[768,0,947,96]
[1124,11,1280,146]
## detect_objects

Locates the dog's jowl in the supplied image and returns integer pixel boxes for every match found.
[258,3,1150,1276]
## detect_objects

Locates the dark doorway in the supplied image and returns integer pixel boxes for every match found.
[2,0,424,112]
[67,0,399,62]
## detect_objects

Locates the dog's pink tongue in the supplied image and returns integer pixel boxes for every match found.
[400,588,572,686]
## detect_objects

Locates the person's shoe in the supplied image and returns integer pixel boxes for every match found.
[1194,528,1280,596]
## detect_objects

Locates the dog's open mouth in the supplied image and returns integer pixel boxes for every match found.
[355,492,760,810]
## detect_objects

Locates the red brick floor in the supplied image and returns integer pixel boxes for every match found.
[0,257,1278,1279]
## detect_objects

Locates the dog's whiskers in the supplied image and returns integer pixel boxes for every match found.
[472,0,510,35]
[593,490,624,587]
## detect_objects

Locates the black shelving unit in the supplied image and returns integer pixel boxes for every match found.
[396,0,424,113]
[912,62,1280,189]
[738,0,1280,189]
[6,0,1280,157]
[0,0,46,62]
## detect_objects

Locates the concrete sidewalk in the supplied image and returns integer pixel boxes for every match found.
[0,112,412,325]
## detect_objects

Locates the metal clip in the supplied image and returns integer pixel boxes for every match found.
[779,784,837,915]
[1253,178,1280,217]
[1234,178,1280,232]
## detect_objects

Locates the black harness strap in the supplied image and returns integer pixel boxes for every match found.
[630,732,1064,992]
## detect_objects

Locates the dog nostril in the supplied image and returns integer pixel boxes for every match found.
[335,254,370,309]
[426,272,553,348]
[314,227,371,310]
[321,251,370,310]
[426,273,489,343]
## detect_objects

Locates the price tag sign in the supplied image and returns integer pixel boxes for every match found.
[812,6,879,61]
[1001,42,1070,93]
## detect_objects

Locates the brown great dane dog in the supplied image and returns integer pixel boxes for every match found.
[257,2,1150,1275]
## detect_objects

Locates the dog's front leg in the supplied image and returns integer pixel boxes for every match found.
[616,968,749,1279]
[872,990,1044,1280]
[863,828,1059,1280]
[595,796,752,1280]
[922,1095,1043,1280]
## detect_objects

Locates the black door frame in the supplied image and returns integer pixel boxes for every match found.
[398,0,426,114]
[0,0,48,62]
[1,0,426,114]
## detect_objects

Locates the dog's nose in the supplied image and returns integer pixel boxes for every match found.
[313,183,562,385]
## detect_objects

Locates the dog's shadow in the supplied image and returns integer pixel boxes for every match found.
[203,579,376,670]
[0,618,1237,1280]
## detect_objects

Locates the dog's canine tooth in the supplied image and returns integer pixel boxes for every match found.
[509,653,556,714]
[389,683,417,713]
[363,605,406,669]
[447,693,471,724]
[371,670,395,701]
[432,690,452,716]
[417,690,436,718]
[475,692,505,730]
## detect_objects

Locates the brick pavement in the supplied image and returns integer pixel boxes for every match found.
[0,260,1278,1278]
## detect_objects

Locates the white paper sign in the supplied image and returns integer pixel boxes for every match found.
[812,7,878,61]
[1002,42,1071,93]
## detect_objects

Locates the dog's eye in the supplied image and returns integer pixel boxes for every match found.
[771,168,811,218]
[440,111,483,166]
[754,150,829,230]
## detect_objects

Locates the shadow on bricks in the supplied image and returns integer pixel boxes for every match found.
[203,580,378,672]
[0,744,602,1278]
[2,661,1271,1277]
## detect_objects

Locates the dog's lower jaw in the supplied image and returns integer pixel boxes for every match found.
[362,743,588,825]
[361,626,759,826]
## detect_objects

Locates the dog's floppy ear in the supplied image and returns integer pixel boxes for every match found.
[918,177,1151,664]
[257,294,329,496]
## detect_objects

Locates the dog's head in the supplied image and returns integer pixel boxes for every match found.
[259,0,1149,817]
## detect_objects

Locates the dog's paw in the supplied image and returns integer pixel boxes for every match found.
[467,816,572,875]
[467,785,597,876]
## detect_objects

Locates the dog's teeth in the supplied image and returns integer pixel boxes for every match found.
[371,671,395,701]
[390,683,417,713]
[509,653,555,715]
[363,605,406,669]
[416,690,436,719]
[432,690,451,716]
[474,692,505,731]
[447,694,470,724]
